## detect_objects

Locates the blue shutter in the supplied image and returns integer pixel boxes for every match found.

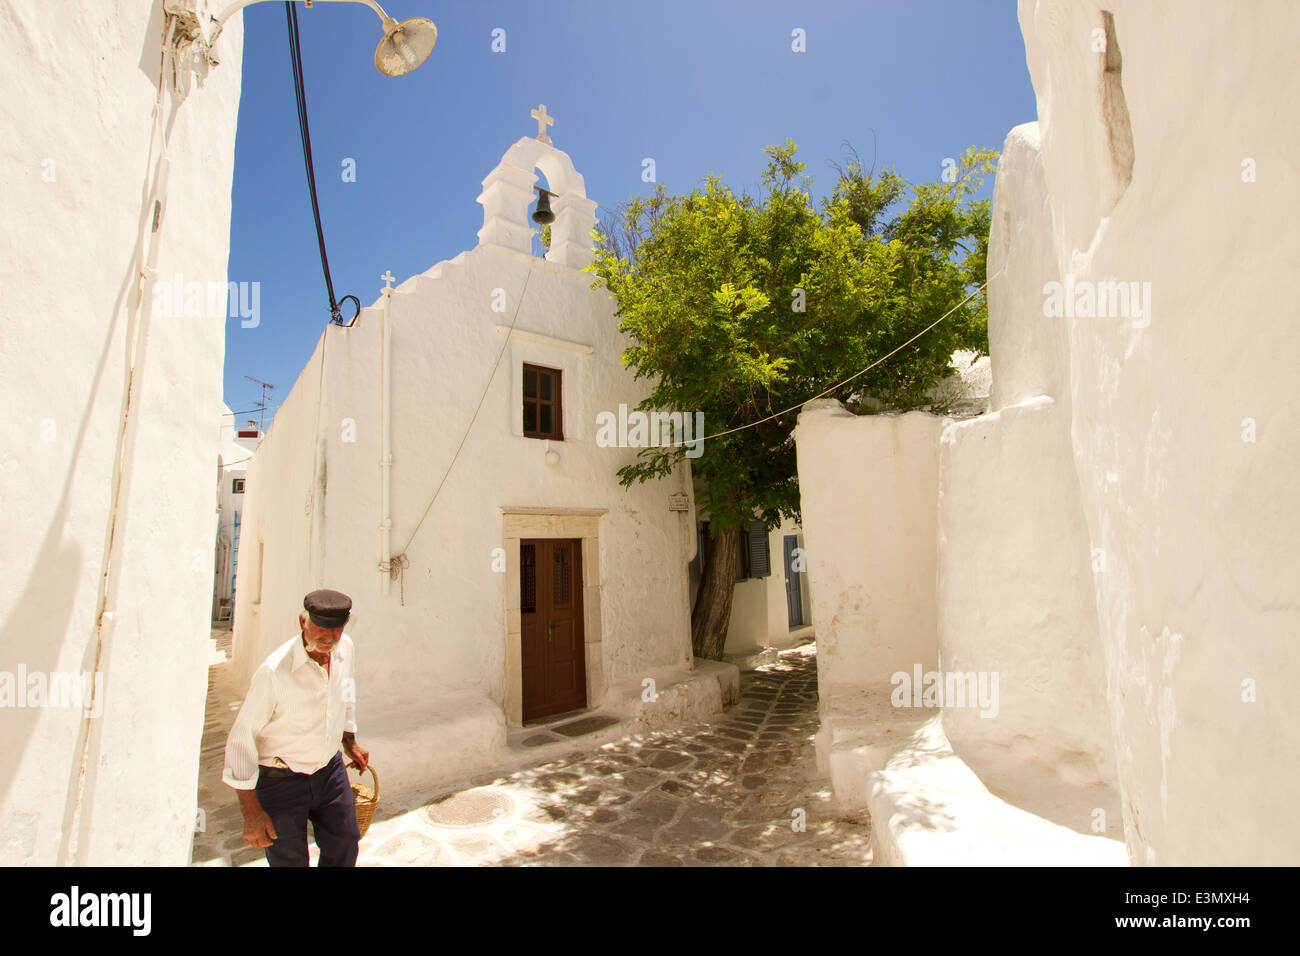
[747,520,771,577]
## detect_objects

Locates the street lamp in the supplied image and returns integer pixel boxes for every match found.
[168,0,437,76]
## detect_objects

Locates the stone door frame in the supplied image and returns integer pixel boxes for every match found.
[502,507,606,728]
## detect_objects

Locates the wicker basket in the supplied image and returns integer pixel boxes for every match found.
[351,765,379,838]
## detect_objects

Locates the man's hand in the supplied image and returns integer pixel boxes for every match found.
[237,790,277,849]
[343,736,370,773]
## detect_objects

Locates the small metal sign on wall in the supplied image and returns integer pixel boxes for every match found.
[668,493,689,512]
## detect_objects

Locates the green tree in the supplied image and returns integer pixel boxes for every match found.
[590,141,994,660]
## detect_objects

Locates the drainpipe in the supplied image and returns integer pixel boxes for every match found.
[379,284,393,594]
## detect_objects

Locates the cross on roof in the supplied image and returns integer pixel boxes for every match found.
[381,270,394,291]
[530,104,554,145]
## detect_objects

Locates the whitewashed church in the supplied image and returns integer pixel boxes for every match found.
[232,109,810,794]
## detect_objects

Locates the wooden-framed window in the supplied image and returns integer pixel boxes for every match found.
[523,363,563,440]
[232,478,245,494]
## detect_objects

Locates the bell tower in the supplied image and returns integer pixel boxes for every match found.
[475,104,598,269]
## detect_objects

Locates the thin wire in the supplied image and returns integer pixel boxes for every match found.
[695,278,991,444]
[590,197,994,443]
[222,400,285,417]
[395,263,537,560]
[220,277,988,475]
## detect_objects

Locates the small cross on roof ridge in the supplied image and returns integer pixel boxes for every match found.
[530,103,554,145]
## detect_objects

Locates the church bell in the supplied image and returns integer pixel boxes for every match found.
[531,188,556,225]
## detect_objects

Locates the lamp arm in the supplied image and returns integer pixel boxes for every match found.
[212,0,395,40]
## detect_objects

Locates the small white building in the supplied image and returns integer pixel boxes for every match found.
[233,113,740,796]
[212,409,261,624]
[688,514,814,664]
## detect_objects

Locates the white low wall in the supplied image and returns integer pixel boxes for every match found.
[797,386,1118,837]
[937,395,1113,788]
[795,403,947,709]
[795,120,1122,845]
[935,114,1115,794]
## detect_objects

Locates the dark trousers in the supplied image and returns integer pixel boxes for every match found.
[255,751,359,867]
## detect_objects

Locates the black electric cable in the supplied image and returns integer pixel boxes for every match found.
[286,2,360,326]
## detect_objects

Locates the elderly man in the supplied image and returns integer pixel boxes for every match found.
[223,588,370,867]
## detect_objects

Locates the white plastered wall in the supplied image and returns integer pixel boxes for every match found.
[0,1,243,864]
[936,120,1116,796]
[232,336,328,688]
[1019,0,1300,864]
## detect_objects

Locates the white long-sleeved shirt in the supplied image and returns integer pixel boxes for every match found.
[222,631,358,790]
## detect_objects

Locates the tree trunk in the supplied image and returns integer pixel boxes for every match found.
[691,524,739,661]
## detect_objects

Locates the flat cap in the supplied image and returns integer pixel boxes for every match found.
[304,588,351,628]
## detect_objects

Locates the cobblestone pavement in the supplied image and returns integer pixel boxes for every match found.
[192,626,255,865]
[191,638,872,867]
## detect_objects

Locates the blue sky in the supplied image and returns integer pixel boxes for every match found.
[223,0,1036,425]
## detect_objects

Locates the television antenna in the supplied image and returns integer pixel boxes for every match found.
[244,375,275,432]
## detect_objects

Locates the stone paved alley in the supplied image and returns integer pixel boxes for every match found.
[191,633,872,866]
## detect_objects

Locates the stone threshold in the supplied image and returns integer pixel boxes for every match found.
[505,710,631,764]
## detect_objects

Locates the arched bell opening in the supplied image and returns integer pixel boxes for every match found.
[475,127,599,268]
[530,168,556,259]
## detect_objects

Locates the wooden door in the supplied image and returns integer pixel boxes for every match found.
[520,539,587,722]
